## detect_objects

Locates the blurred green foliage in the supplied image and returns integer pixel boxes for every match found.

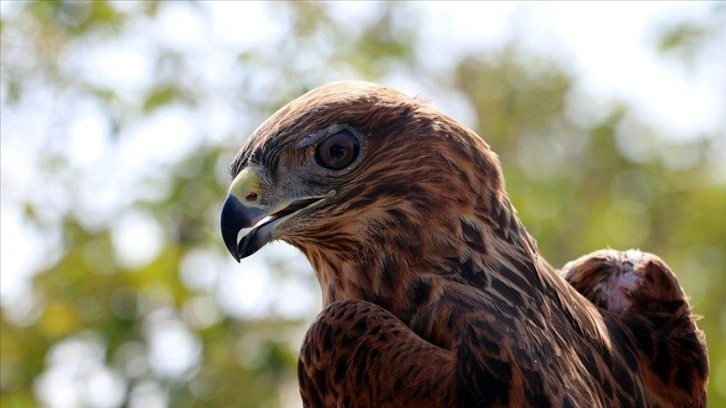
[1,1,724,407]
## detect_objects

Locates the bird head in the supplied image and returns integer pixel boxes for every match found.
[221,81,511,261]
[219,81,540,307]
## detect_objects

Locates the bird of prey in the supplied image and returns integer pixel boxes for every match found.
[220,81,708,407]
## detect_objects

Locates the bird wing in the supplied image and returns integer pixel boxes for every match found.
[298,299,456,408]
[300,250,709,408]
[562,250,709,408]
[298,256,645,408]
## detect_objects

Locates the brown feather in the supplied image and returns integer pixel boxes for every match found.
[226,81,708,407]
[562,249,709,407]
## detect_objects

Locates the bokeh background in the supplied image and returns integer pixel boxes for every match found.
[1,1,724,407]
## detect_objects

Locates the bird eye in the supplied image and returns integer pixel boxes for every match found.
[315,130,359,170]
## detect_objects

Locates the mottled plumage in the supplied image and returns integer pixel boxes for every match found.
[562,249,708,408]
[219,81,708,407]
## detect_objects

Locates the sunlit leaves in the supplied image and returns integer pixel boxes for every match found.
[143,84,183,113]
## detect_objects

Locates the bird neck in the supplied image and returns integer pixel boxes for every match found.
[302,193,546,321]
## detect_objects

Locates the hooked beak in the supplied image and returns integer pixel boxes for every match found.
[220,194,267,262]
[220,167,324,262]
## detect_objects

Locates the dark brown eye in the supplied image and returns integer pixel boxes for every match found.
[315,130,359,170]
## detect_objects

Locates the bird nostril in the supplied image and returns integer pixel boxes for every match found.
[245,192,258,202]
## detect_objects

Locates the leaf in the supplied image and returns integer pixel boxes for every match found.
[143,85,179,113]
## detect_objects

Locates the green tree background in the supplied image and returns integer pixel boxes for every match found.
[1,2,724,407]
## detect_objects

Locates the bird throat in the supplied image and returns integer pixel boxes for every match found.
[301,206,541,325]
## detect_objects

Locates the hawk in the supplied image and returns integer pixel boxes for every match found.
[220,81,708,407]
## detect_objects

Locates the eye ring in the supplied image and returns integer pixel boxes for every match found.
[315,129,360,170]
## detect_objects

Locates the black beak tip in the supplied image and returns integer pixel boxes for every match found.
[221,194,267,262]
[221,195,244,262]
